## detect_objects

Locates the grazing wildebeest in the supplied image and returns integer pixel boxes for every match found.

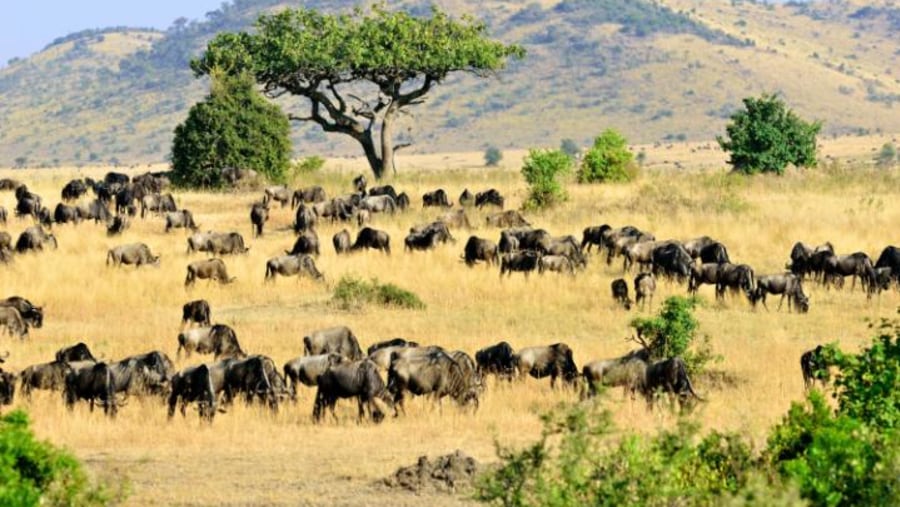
[396,192,410,210]
[689,263,724,296]
[64,362,118,417]
[107,215,129,236]
[699,242,730,265]
[287,230,320,256]
[463,236,499,267]
[205,232,249,255]
[475,189,504,209]
[293,203,317,233]
[582,348,650,398]
[222,355,282,411]
[185,258,235,287]
[475,341,517,380]
[291,186,327,207]
[366,338,419,356]
[874,245,900,285]
[182,300,211,327]
[140,193,177,218]
[683,236,717,259]
[0,367,15,409]
[221,167,259,186]
[542,236,587,269]
[634,273,657,311]
[20,360,92,397]
[56,343,97,363]
[106,243,160,268]
[436,209,471,229]
[538,255,576,275]
[250,201,269,237]
[753,273,808,312]
[603,226,652,265]
[263,185,290,208]
[611,278,632,309]
[368,343,426,371]
[77,199,113,224]
[0,307,28,339]
[368,184,398,200]
[506,228,552,252]
[313,359,389,424]
[405,222,454,252]
[486,210,530,228]
[459,189,474,206]
[823,252,878,294]
[53,203,82,225]
[359,195,397,214]
[15,226,57,253]
[178,325,244,360]
[167,362,224,421]
[303,326,363,360]
[581,225,611,253]
[387,349,480,413]
[801,345,829,390]
[352,227,391,254]
[353,174,367,194]
[0,178,21,191]
[787,241,834,279]
[114,185,138,216]
[104,171,130,188]
[422,189,452,208]
[0,297,43,328]
[164,210,198,233]
[264,254,323,282]
[716,263,756,301]
[107,351,174,396]
[513,343,579,388]
[283,353,345,393]
[61,179,88,201]
[650,242,693,282]
[500,251,540,277]
[642,357,702,410]
[186,231,216,254]
[333,229,352,254]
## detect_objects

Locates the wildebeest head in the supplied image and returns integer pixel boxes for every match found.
[0,369,15,405]
[553,343,579,384]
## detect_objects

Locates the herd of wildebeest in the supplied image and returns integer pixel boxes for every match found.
[0,167,898,423]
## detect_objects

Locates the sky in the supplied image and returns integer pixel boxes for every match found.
[0,0,225,67]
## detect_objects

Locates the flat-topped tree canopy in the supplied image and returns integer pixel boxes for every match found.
[192,5,526,179]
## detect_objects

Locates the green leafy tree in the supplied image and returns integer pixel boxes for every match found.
[875,142,897,168]
[560,138,581,159]
[521,149,571,210]
[630,296,719,375]
[193,6,525,180]
[577,129,636,183]
[484,146,503,167]
[171,71,291,189]
[717,94,821,175]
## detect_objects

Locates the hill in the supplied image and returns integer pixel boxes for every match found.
[0,0,898,167]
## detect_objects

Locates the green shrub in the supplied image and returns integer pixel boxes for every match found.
[332,276,425,310]
[0,410,117,505]
[875,142,897,168]
[521,148,572,210]
[559,138,581,159]
[577,129,637,183]
[484,146,503,167]
[630,296,719,375]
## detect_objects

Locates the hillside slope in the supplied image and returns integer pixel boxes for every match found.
[0,0,897,167]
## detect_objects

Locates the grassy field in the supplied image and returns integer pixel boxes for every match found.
[0,141,898,505]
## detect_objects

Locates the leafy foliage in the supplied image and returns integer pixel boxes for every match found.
[876,142,897,168]
[484,146,503,167]
[717,94,822,175]
[559,138,581,159]
[577,129,637,183]
[170,71,291,189]
[0,410,116,505]
[629,296,718,374]
[521,149,572,210]
[332,276,425,310]
[290,156,326,179]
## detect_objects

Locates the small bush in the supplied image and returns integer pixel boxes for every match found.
[559,138,581,159]
[875,142,897,168]
[630,296,719,375]
[332,276,425,310]
[578,129,637,183]
[521,148,571,210]
[291,155,325,176]
[484,146,503,167]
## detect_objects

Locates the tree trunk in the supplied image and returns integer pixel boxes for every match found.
[380,105,397,181]
[358,129,384,180]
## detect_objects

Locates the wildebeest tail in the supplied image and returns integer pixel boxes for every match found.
[675,358,703,401]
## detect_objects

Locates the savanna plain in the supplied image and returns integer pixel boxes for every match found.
[0,139,898,506]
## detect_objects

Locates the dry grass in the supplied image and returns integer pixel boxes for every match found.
[0,145,899,505]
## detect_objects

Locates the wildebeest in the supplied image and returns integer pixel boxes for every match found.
[177,323,245,360]
[106,243,160,268]
[513,343,579,388]
[366,338,419,357]
[264,254,323,282]
[263,186,290,208]
[475,189,504,209]
[503,228,552,253]
[221,167,259,186]
[683,236,717,259]
[396,192,410,210]
[459,188,474,206]
[64,362,118,417]
[291,186,327,207]
[352,227,391,254]
[368,184,398,200]
[436,209,471,229]
[205,232,249,255]
[582,348,650,398]
[787,241,834,279]
[164,210,198,233]
[650,242,693,281]
[634,272,657,310]
[689,263,723,296]
[182,299,211,327]
[823,252,878,294]
[874,245,900,285]
[353,174,367,194]
[603,226,652,265]
[486,210,530,229]
[287,230,320,256]
[753,273,809,312]
[538,255,576,275]
[0,178,21,191]
[716,263,756,301]
[642,357,702,410]
[405,222,454,252]
[140,193,177,218]
[368,342,426,371]
[20,360,92,397]
[611,278,632,309]
[0,296,43,329]
[313,359,390,423]
[475,341,516,380]
[387,349,480,413]
[186,231,216,254]
[283,353,345,393]
[293,203,317,234]
[801,345,829,390]
[104,171,130,188]
[53,203,82,225]
[333,229,351,254]
[463,236,499,267]
[222,355,283,410]
[250,201,269,237]
[62,179,88,203]
[500,251,539,277]
[76,199,113,224]
[107,215,129,236]
[0,307,29,339]
[697,242,730,265]
[167,361,227,421]
[359,195,397,214]
[0,367,15,409]
[303,326,363,360]
[0,206,6,225]
[422,189,451,208]
[185,258,235,287]
[107,351,174,396]
[56,343,96,363]
[15,226,57,253]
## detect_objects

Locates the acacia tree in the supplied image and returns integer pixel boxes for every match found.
[192,6,525,179]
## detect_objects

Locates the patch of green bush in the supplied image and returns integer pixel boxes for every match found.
[332,276,425,310]
[484,146,503,167]
[577,129,637,183]
[521,148,572,210]
[630,296,720,375]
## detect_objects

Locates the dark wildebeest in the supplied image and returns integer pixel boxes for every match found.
[264,254,323,282]
[77,199,113,224]
[177,324,245,360]
[634,272,657,310]
[165,210,198,233]
[54,203,82,225]
[874,245,900,286]
[287,230,320,256]
[283,353,345,394]
[581,224,611,253]
[20,360,93,398]
[459,188,474,206]
[313,359,390,424]
[387,349,480,413]
[823,252,878,295]
[114,185,138,216]
[410,221,454,242]
[699,242,730,265]
[650,242,693,282]
[177,327,214,358]
[250,201,269,237]
[463,236,499,267]
[368,342,426,371]
[182,300,211,327]
[56,343,97,363]
[167,362,225,421]
[642,357,703,410]
[352,227,391,254]
[333,229,352,254]
[475,341,517,380]
[15,226,57,253]
[366,338,419,357]
[0,178,21,191]
[538,255,576,275]
[353,174,367,194]
[500,251,540,277]
[263,186,290,208]
[801,345,829,390]
[186,231,216,254]
[222,355,283,411]
[436,209,471,229]
[205,232,249,255]
[0,307,29,339]
[0,296,43,329]
[359,195,397,215]
[64,362,118,417]
[716,263,756,301]
[293,203,317,234]
[683,236,717,259]
[611,278,632,309]
[104,171,130,188]
[603,226,652,265]
[303,326,363,360]
[0,206,6,225]
[61,179,88,201]
[506,228,552,252]
[753,273,809,313]
[475,189,504,209]
[422,189,452,208]
[291,186,327,208]
[140,193,177,218]
[787,241,834,279]
[486,210,530,228]
[185,258,235,287]
[107,351,174,396]
[396,192,410,210]
[581,348,650,398]
[513,343,579,388]
[0,367,15,409]
[368,184,399,200]
[404,224,452,252]
[689,263,723,297]
[106,215,129,236]
[106,243,160,268]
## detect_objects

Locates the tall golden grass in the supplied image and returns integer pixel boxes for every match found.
[0,147,898,505]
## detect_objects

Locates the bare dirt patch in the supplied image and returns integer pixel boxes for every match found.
[382,450,481,494]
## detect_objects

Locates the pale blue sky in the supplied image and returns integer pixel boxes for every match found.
[0,0,225,67]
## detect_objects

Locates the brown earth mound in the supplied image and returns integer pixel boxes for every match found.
[382,450,480,493]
